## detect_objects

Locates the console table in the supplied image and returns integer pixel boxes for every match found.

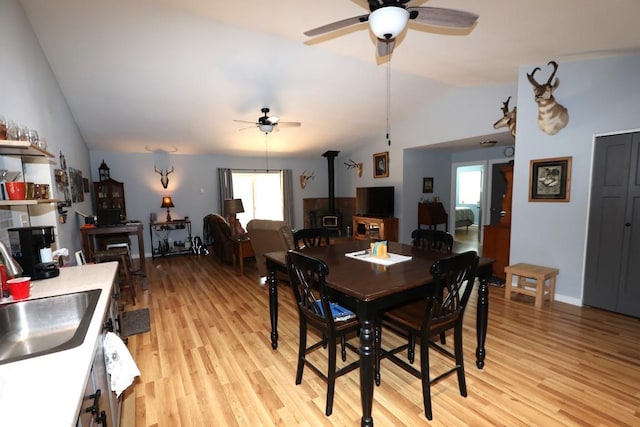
[150,219,192,259]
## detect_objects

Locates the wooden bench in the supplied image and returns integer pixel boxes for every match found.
[504,263,559,308]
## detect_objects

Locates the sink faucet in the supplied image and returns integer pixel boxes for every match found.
[0,240,23,298]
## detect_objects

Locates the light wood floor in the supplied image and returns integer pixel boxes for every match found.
[123,251,640,426]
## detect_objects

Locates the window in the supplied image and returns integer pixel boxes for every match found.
[457,169,481,205]
[232,171,283,227]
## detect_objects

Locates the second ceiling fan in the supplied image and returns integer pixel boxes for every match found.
[304,0,479,56]
[234,107,301,134]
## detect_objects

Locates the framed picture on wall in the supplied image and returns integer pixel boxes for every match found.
[373,151,389,178]
[423,177,434,193]
[529,156,572,202]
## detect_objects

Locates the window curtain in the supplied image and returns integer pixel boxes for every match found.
[282,169,294,228]
[217,168,233,215]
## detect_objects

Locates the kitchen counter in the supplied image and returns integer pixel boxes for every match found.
[0,263,118,427]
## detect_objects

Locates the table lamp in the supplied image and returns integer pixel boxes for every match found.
[161,196,174,222]
[224,198,245,238]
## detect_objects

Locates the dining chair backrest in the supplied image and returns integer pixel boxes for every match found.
[286,250,336,327]
[293,228,331,249]
[411,229,454,253]
[424,250,479,332]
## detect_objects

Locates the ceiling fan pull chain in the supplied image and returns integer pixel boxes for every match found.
[386,53,392,146]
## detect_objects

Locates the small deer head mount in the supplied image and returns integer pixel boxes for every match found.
[527,60,569,135]
[299,170,315,189]
[493,96,517,138]
[344,159,363,178]
[154,164,174,189]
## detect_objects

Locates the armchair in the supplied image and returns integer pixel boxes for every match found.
[246,219,295,277]
[203,214,234,264]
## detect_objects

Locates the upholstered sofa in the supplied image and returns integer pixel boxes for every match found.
[202,214,234,264]
[246,219,295,277]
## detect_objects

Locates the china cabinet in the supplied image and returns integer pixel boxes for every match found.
[93,178,126,216]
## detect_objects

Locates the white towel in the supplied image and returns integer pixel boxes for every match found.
[103,332,141,397]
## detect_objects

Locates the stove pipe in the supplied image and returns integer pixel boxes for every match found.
[322,150,340,214]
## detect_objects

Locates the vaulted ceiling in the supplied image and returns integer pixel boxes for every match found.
[20,0,640,156]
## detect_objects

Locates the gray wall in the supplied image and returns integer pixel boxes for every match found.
[0,0,92,257]
[89,150,333,257]
[511,54,640,304]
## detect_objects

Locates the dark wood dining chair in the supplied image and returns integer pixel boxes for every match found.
[411,229,454,253]
[379,250,479,420]
[293,227,331,249]
[409,228,454,347]
[285,250,360,416]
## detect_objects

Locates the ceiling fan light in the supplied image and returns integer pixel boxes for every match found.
[259,124,274,133]
[369,6,409,40]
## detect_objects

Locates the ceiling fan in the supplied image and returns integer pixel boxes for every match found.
[234,107,301,134]
[304,0,479,55]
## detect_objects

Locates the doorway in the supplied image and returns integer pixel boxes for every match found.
[451,162,485,250]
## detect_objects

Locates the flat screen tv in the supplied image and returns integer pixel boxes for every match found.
[356,186,395,218]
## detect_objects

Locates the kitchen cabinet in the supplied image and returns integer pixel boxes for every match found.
[352,215,399,242]
[0,263,124,426]
[77,279,122,427]
[94,178,126,216]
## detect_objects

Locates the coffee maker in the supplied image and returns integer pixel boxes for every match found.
[8,226,60,280]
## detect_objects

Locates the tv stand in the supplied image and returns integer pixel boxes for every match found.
[352,215,399,242]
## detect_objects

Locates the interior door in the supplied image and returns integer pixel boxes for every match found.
[584,132,640,317]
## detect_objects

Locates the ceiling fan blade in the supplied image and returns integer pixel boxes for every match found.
[407,7,479,29]
[238,125,258,131]
[304,14,369,37]
[376,39,395,57]
[234,119,258,125]
[277,121,301,128]
[267,116,280,125]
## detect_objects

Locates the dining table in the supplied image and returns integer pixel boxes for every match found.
[264,239,494,427]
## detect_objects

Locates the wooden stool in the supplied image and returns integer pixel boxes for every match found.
[504,263,559,308]
[94,247,136,306]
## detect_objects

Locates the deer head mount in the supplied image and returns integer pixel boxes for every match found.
[527,61,569,135]
[154,165,174,189]
[344,159,363,178]
[299,170,315,189]
[493,96,517,138]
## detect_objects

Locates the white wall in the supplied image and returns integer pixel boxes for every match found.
[0,0,92,259]
[511,54,640,304]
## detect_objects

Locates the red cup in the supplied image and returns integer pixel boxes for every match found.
[7,277,31,300]
[6,181,26,200]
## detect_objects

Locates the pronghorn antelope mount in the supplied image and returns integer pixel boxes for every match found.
[344,159,363,178]
[527,60,569,135]
[154,164,174,189]
[299,170,315,189]
[493,96,517,138]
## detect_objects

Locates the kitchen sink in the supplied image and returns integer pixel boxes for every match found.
[0,289,102,365]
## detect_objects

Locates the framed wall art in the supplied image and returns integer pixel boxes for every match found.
[373,151,389,178]
[422,177,434,193]
[529,156,572,202]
